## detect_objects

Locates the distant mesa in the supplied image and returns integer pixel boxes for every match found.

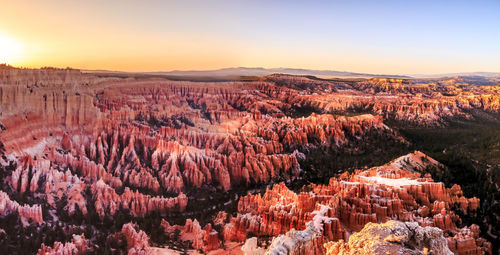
[82,66,500,80]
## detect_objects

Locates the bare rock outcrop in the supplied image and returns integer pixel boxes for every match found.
[121,223,151,255]
[161,218,221,252]
[91,179,187,218]
[0,66,497,254]
[231,152,491,255]
[261,205,336,255]
[323,220,453,255]
[0,191,43,226]
[447,225,492,255]
[37,234,89,255]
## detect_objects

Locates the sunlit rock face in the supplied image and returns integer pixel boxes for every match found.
[161,218,220,251]
[228,152,491,255]
[267,74,500,127]
[324,220,453,255]
[120,223,151,255]
[0,66,498,254]
[0,67,402,204]
[324,220,492,255]
[36,234,89,255]
[0,190,43,227]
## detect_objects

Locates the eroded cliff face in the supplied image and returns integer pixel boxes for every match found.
[324,220,493,255]
[120,223,151,255]
[0,190,43,227]
[265,75,500,126]
[161,218,220,251]
[0,67,404,219]
[216,151,491,255]
[36,234,88,255]
[0,66,498,254]
[324,220,453,255]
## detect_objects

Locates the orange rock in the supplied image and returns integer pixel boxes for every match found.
[161,218,221,252]
[0,191,43,226]
[224,152,490,254]
[121,223,150,254]
[36,234,88,255]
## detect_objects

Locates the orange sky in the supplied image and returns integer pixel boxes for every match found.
[1,1,499,74]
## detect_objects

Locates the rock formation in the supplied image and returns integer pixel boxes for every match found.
[447,225,492,255]
[161,218,221,251]
[37,234,88,255]
[0,191,43,226]
[323,220,453,255]
[0,66,498,254]
[264,74,500,126]
[226,151,491,254]
[8,155,88,216]
[120,223,151,255]
[91,179,187,218]
[260,205,336,255]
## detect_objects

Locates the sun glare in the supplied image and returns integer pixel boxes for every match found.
[0,33,23,64]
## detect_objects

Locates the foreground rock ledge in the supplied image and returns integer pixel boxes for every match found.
[324,220,452,255]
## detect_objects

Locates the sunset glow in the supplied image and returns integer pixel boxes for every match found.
[1,1,500,254]
[0,32,23,64]
[1,0,499,74]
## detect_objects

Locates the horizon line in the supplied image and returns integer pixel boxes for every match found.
[3,63,499,78]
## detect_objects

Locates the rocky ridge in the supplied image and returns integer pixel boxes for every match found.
[218,151,491,254]
[0,66,498,254]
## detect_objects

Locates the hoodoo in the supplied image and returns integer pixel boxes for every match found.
[0,66,497,254]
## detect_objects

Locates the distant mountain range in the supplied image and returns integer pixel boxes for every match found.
[84,67,500,79]
[410,72,500,78]
[143,67,410,78]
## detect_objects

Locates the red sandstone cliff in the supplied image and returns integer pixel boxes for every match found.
[0,190,43,226]
[120,223,151,255]
[324,220,453,255]
[37,234,88,255]
[161,218,220,251]
[221,151,490,254]
[0,66,497,254]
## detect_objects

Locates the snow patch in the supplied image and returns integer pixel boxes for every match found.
[358,175,424,187]
[264,205,335,254]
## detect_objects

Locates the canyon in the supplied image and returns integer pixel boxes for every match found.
[0,65,499,254]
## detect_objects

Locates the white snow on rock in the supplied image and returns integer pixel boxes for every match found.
[254,205,334,255]
[357,175,425,187]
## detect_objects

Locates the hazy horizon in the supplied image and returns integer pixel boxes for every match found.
[1,0,499,74]
[3,64,498,78]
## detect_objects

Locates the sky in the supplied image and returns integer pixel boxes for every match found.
[0,0,499,74]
